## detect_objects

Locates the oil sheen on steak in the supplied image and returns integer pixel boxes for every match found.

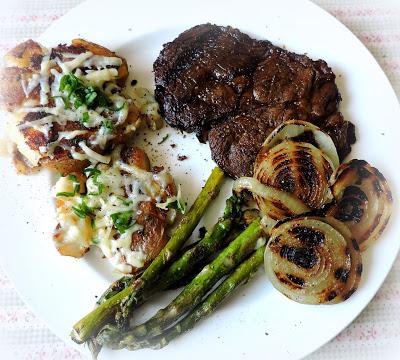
[154,24,356,178]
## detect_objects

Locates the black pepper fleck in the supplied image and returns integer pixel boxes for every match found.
[178,155,188,161]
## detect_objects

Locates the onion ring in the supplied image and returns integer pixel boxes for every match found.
[262,120,340,171]
[254,141,334,214]
[233,176,310,221]
[327,159,393,251]
[264,216,362,304]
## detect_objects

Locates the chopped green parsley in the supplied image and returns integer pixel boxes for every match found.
[72,200,94,219]
[84,167,104,195]
[59,73,112,110]
[157,134,169,144]
[56,174,81,197]
[110,211,134,234]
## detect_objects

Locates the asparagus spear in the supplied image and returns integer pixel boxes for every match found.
[91,226,243,351]
[124,245,266,350]
[71,167,225,344]
[95,240,199,306]
[165,227,243,290]
[96,275,139,306]
[93,195,242,354]
[97,219,263,347]
[90,198,242,355]
[96,195,242,303]
[91,199,244,353]
[154,195,242,292]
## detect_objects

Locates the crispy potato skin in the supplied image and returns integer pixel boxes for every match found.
[121,145,177,273]
[1,39,133,175]
[53,172,91,258]
[41,156,89,175]
[51,146,177,272]
[131,201,169,270]
[0,40,44,112]
[71,39,129,85]
[121,146,151,171]
[4,39,44,69]
[0,67,39,112]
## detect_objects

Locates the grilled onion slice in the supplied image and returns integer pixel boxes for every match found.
[264,216,362,304]
[254,140,334,215]
[327,159,393,251]
[262,120,340,171]
[233,177,310,221]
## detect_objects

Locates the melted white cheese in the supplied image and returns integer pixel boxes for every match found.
[59,52,82,59]
[58,51,93,73]
[57,130,88,140]
[39,55,51,105]
[21,50,125,138]
[18,115,56,130]
[53,177,92,257]
[89,127,115,149]
[78,141,111,164]
[83,55,122,68]
[11,41,162,172]
[27,74,41,95]
[10,120,42,166]
[122,85,162,129]
[53,148,176,273]
[84,68,118,86]
[20,79,28,97]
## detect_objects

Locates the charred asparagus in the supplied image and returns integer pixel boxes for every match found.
[71,167,225,344]
[123,245,266,350]
[96,219,263,348]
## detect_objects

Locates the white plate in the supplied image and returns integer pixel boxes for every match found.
[1,0,399,359]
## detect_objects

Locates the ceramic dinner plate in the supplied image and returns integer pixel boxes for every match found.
[0,0,399,359]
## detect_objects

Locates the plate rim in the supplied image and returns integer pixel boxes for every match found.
[1,0,399,359]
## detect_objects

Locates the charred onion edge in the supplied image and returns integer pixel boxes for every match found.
[261,120,340,171]
[233,177,310,216]
[329,159,393,251]
[264,215,362,304]
[254,140,334,212]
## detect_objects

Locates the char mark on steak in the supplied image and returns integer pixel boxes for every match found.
[154,24,272,133]
[154,24,356,178]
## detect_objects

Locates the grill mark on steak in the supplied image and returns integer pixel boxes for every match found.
[154,24,356,178]
[155,24,271,133]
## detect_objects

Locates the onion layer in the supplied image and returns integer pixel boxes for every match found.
[254,141,334,216]
[262,120,340,171]
[327,159,393,251]
[233,177,310,221]
[264,216,362,304]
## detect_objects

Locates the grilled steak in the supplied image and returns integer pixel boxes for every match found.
[154,24,271,132]
[154,24,356,178]
[208,111,276,180]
